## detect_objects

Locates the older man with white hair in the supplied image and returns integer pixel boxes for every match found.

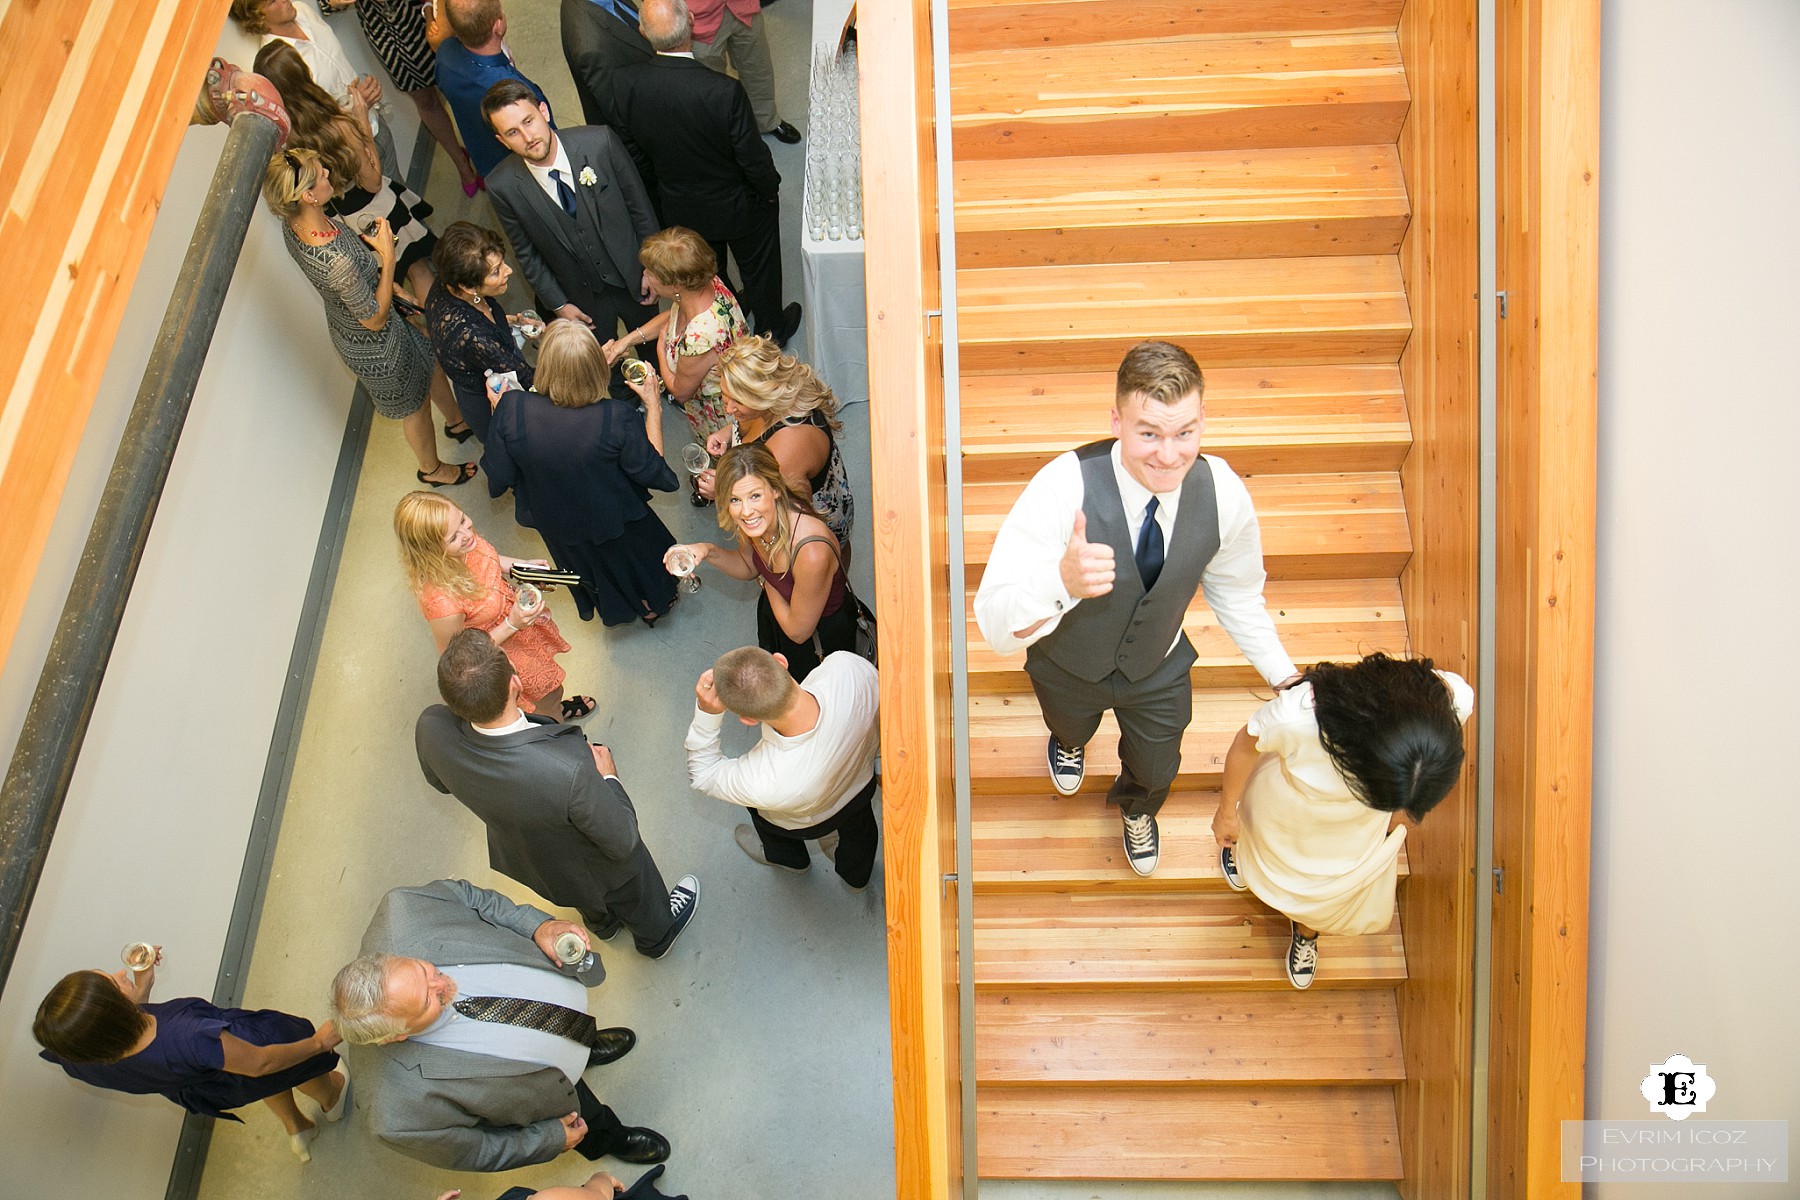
[329,878,669,1172]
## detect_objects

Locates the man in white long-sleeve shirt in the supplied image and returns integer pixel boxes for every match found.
[972,341,1297,876]
[686,648,881,890]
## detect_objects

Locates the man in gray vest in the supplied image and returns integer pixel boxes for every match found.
[973,341,1298,875]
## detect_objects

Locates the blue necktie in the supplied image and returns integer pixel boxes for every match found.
[1135,497,1165,592]
[592,0,635,24]
[551,168,577,217]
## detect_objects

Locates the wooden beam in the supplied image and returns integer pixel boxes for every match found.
[1391,1,1484,1197]
[1488,1,1600,1197]
[0,0,235,678]
[861,0,963,1197]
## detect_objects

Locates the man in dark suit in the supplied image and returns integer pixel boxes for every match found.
[330,877,669,1171]
[606,0,802,345]
[481,78,661,357]
[558,0,662,210]
[416,631,700,959]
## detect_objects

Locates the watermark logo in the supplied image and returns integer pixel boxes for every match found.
[1640,1053,1716,1120]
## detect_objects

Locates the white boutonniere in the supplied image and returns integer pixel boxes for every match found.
[578,166,597,186]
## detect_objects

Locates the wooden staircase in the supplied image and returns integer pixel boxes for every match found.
[947,0,1420,1183]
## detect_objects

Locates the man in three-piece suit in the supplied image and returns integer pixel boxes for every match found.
[559,0,663,210]
[605,0,802,346]
[481,78,662,360]
[416,631,700,959]
[330,877,670,1171]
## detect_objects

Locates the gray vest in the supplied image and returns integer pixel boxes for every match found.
[1026,440,1221,683]
[564,186,624,288]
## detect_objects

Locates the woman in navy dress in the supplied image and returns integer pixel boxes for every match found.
[35,955,345,1163]
[483,320,681,627]
[424,222,536,443]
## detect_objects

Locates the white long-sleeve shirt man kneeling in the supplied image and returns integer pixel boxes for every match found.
[686,648,881,891]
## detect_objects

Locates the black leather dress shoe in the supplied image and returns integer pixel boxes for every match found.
[770,302,803,349]
[611,1125,672,1164]
[587,1026,637,1066]
[763,120,801,143]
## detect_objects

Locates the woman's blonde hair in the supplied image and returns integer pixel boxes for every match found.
[713,443,825,568]
[716,335,842,432]
[638,226,717,292]
[255,42,375,190]
[533,320,609,408]
[394,492,483,600]
[262,145,325,223]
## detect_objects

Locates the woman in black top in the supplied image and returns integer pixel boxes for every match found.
[424,222,536,442]
[483,321,680,627]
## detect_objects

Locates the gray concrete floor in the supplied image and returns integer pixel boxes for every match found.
[195,3,896,1198]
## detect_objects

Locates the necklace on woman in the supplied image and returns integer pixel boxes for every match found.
[296,218,338,241]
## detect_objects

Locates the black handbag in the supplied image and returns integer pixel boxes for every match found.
[794,535,877,667]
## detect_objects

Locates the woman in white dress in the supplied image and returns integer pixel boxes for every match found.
[1211,653,1472,989]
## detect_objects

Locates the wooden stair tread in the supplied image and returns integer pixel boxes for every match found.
[963,472,1414,583]
[950,31,1409,160]
[947,0,1406,52]
[970,789,1408,890]
[975,988,1404,1084]
[966,577,1409,691]
[977,1084,1403,1179]
[974,893,1406,989]
[954,144,1409,267]
[960,364,1411,478]
[957,256,1412,373]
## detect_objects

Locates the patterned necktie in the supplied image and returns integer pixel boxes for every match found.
[453,995,598,1047]
[550,168,577,217]
[1135,496,1165,591]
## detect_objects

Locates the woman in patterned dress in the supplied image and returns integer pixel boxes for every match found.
[264,147,474,486]
[394,492,595,721]
[317,0,483,195]
[604,227,748,505]
[256,41,439,301]
[699,334,856,558]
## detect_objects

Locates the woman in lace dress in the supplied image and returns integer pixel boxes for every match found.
[265,147,473,487]
[423,222,536,442]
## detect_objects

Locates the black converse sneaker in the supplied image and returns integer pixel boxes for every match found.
[1285,921,1319,989]
[1220,845,1248,891]
[649,876,700,960]
[1046,735,1086,796]
[1122,813,1160,876]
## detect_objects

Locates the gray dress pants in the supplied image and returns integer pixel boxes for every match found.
[693,7,781,131]
[1024,640,1196,819]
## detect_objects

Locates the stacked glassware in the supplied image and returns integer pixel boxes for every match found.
[804,44,863,242]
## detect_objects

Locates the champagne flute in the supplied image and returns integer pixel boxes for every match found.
[667,545,702,594]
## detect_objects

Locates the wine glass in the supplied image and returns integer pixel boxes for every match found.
[682,443,711,477]
[667,545,702,594]
[121,942,159,973]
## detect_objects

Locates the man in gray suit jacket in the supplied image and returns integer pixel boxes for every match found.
[330,878,670,1171]
[417,632,700,959]
[481,78,661,357]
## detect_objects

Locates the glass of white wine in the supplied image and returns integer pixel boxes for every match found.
[681,443,711,477]
[667,545,702,594]
[121,942,159,973]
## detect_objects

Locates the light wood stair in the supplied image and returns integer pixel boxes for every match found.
[948,0,1423,1183]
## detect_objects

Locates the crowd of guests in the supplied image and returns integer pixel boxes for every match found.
[25,1,1477,1190]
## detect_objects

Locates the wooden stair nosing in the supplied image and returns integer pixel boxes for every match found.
[973,894,1406,990]
[954,144,1410,268]
[950,32,1411,161]
[946,0,1406,52]
[965,576,1410,694]
[959,363,1412,480]
[974,988,1404,1085]
[956,256,1414,374]
[970,788,1409,891]
[976,1083,1404,1179]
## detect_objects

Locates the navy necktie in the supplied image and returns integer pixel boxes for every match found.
[550,168,577,217]
[1135,497,1165,591]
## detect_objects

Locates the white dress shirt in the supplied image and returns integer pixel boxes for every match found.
[685,652,880,829]
[972,445,1297,686]
[525,137,578,208]
[415,963,591,1085]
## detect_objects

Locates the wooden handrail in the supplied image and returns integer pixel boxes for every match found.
[862,0,965,1196]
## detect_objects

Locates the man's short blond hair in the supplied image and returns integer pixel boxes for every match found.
[1115,340,1205,409]
[712,646,798,721]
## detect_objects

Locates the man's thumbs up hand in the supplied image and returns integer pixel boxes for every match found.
[1059,510,1115,599]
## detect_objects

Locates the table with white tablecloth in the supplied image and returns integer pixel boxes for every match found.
[800,0,867,406]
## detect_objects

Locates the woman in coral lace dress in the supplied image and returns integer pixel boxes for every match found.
[394,492,594,721]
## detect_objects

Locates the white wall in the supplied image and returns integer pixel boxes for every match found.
[1590,0,1800,1190]
[0,17,415,1198]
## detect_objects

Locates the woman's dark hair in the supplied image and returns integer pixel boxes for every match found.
[1304,653,1466,822]
[432,222,509,292]
[33,971,150,1063]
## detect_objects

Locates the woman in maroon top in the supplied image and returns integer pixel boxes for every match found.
[663,444,854,681]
